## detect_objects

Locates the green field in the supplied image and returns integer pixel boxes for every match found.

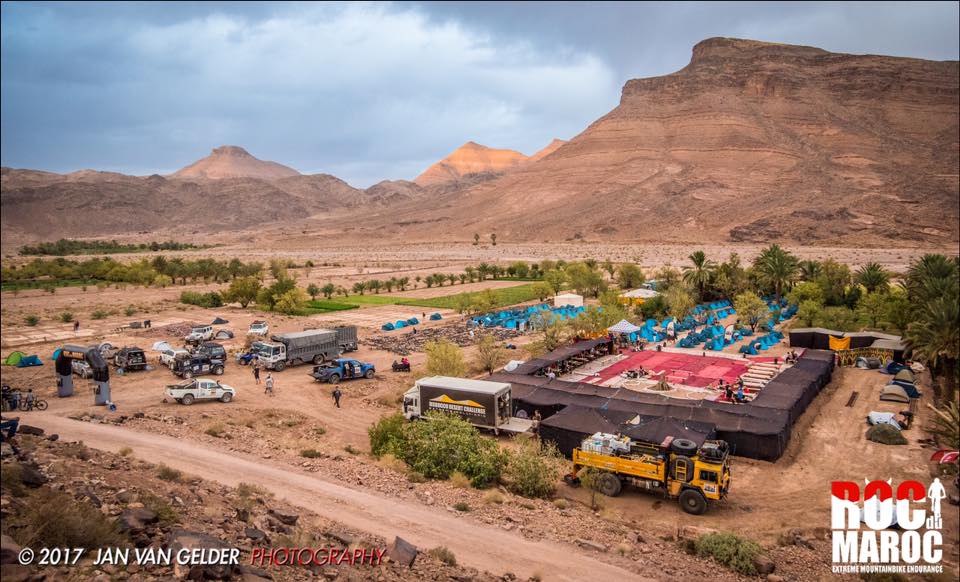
[328,283,542,311]
[303,300,361,314]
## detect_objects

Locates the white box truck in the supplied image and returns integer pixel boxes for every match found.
[402,376,532,434]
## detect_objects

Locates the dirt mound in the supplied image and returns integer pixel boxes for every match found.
[171,145,300,180]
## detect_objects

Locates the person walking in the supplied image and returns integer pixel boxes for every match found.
[73,320,80,333]
[264,373,274,396]
[252,362,261,384]
[332,387,342,408]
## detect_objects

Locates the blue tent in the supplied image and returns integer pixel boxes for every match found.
[16,354,43,367]
[430,313,442,321]
[381,323,395,331]
[407,317,420,325]
[395,320,407,328]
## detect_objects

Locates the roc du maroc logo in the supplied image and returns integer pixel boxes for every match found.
[831,478,946,574]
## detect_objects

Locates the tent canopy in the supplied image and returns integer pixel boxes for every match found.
[3,351,25,366]
[879,385,910,403]
[152,341,172,352]
[608,319,642,334]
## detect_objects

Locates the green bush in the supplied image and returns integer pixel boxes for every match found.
[427,546,457,566]
[24,315,40,326]
[399,413,507,487]
[139,493,179,526]
[368,413,408,458]
[124,306,137,316]
[59,311,75,323]
[10,489,126,552]
[91,309,108,320]
[156,464,182,482]
[300,449,323,458]
[694,532,762,575]
[453,502,471,512]
[502,439,563,498]
[179,291,224,308]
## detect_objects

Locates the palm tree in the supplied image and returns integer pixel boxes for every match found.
[855,262,890,293]
[464,266,476,282]
[682,250,716,301]
[904,292,959,401]
[798,260,822,282]
[905,254,958,304]
[352,281,366,295]
[398,277,409,291]
[754,244,799,302]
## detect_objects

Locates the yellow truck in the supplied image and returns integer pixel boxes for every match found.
[568,433,731,515]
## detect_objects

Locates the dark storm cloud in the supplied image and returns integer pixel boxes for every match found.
[2,1,957,186]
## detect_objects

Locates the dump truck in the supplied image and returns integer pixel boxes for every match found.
[253,329,340,371]
[334,326,358,352]
[402,376,532,434]
[567,433,731,515]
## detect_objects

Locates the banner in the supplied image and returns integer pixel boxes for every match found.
[829,336,851,350]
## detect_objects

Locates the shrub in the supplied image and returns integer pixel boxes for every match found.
[140,493,179,525]
[368,413,407,458]
[694,532,762,575]
[482,490,505,505]
[237,482,271,499]
[118,446,133,456]
[59,311,75,323]
[124,305,137,316]
[398,413,508,487]
[179,291,224,308]
[312,426,326,437]
[10,489,126,551]
[24,315,40,326]
[377,453,408,474]
[157,464,182,482]
[452,501,471,512]
[1,463,26,496]
[428,546,457,566]
[205,423,226,438]
[502,439,563,498]
[407,471,426,483]
[344,444,360,455]
[448,471,471,489]
[300,449,323,458]
[91,310,108,320]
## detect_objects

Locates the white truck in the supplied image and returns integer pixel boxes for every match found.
[252,329,340,371]
[402,376,532,434]
[165,378,236,405]
[184,325,215,343]
[248,320,269,336]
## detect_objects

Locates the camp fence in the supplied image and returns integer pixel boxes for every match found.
[788,328,905,363]
[509,337,614,376]
[500,348,835,462]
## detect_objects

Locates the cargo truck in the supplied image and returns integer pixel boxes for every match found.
[402,376,532,434]
[253,329,340,371]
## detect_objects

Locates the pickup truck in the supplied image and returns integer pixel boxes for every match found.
[248,320,269,336]
[165,378,236,405]
[310,358,375,384]
[185,325,215,343]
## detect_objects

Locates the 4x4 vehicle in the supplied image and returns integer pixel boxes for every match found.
[114,346,148,372]
[171,353,225,379]
[248,320,269,336]
[184,325,214,343]
[165,378,235,405]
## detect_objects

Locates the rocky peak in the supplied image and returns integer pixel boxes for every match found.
[210,145,254,158]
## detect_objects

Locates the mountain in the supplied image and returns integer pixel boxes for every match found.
[171,145,300,180]
[365,38,958,246]
[528,139,567,162]
[413,142,529,186]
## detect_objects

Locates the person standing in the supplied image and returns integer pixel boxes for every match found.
[265,373,274,396]
[73,320,80,333]
[253,362,261,385]
[332,387,342,408]
[25,389,35,411]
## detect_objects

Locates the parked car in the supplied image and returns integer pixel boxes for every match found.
[310,358,376,384]
[248,320,269,336]
[184,325,214,343]
[171,353,225,379]
[159,348,190,368]
[72,359,93,378]
[193,341,227,361]
[165,378,235,405]
[114,346,148,372]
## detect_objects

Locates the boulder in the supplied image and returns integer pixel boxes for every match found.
[17,425,44,436]
[681,525,719,539]
[574,539,608,552]
[326,531,356,547]
[244,528,267,542]
[18,464,47,488]
[388,537,418,567]
[119,508,158,534]
[166,529,240,580]
[767,575,785,582]
[753,555,776,575]
[267,508,298,526]
[1,534,22,565]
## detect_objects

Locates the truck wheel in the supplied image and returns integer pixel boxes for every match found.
[679,489,707,515]
[213,365,224,375]
[364,369,375,379]
[313,354,324,365]
[181,394,195,406]
[274,361,285,372]
[598,472,622,497]
[329,374,340,384]
[220,393,233,403]
[183,370,193,379]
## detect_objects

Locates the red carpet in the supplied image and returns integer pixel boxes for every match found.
[595,350,750,388]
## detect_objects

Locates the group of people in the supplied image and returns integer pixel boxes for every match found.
[1,385,36,412]
[248,354,342,408]
[784,350,800,364]
[718,377,746,403]
[622,366,648,380]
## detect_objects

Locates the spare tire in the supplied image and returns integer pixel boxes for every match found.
[671,438,698,456]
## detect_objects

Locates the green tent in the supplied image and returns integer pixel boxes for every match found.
[2,351,25,366]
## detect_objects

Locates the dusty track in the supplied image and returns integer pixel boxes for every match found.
[27,415,650,582]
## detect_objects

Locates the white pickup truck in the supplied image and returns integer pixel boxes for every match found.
[165,378,236,405]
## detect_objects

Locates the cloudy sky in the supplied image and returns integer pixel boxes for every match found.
[2,1,958,186]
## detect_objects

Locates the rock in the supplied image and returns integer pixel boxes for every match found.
[17,425,44,436]
[634,532,645,544]
[327,531,356,546]
[388,537,418,567]
[116,490,136,504]
[574,539,608,552]
[119,508,159,534]
[127,563,141,574]
[267,508,298,526]
[244,528,267,542]
[753,555,776,575]
[0,443,13,458]
[1,534,22,565]
[134,412,145,418]
[18,464,48,488]
[166,530,240,580]
[46,434,59,442]
[767,575,784,582]
[0,564,32,582]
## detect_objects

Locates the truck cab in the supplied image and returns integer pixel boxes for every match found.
[402,387,419,420]
[252,341,285,369]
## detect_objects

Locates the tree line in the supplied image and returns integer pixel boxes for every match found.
[19,238,208,256]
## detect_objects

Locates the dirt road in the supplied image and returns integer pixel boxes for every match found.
[28,415,650,582]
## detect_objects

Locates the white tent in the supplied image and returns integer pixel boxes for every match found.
[554,293,583,308]
[607,319,642,334]
[151,341,172,352]
[620,288,659,299]
[504,360,525,372]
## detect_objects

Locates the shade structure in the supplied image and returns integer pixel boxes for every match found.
[607,319,643,334]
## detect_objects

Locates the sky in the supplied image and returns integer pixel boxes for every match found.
[2,1,958,187]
